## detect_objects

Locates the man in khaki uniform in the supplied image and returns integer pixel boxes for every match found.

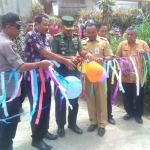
[81,23,113,136]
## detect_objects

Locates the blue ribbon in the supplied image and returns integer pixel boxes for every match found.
[50,60,60,68]
[0,103,50,124]
[29,70,38,122]
[90,83,94,97]
[146,52,150,73]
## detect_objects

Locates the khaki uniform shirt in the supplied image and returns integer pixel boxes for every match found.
[81,36,113,58]
[115,39,150,83]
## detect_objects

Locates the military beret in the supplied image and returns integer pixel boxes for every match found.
[62,16,74,30]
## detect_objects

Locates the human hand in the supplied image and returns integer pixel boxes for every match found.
[136,49,145,55]
[64,59,76,70]
[95,57,104,65]
[71,56,80,65]
[50,63,55,68]
[86,52,93,61]
[40,60,51,69]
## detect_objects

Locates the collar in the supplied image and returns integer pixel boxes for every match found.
[127,39,139,45]
[34,28,46,37]
[86,35,100,42]
[60,32,74,39]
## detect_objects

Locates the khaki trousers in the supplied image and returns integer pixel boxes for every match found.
[84,77,107,128]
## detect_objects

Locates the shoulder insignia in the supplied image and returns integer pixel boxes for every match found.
[81,37,87,41]
[12,45,18,52]
[54,33,61,37]
[100,37,107,41]
[73,32,79,36]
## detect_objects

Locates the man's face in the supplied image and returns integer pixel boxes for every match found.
[62,26,73,37]
[36,17,49,35]
[7,24,21,38]
[98,25,107,37]
[86,25,97,41]
[126,30,137,44]
[25,23,33,32]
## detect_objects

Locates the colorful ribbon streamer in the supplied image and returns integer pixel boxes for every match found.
[29,70,38,122]
[45,66,73,110]
[129,56,139,96]
[35,67,46,125]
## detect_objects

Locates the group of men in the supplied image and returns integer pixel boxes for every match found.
[0,12,148,150]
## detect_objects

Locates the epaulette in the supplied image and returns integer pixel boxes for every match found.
[54,33,61,37]
[81,37,87,41]
[100,37,107,41]
[73,32,79,36]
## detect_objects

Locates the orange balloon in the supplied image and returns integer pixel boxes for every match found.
[86,61,103,82]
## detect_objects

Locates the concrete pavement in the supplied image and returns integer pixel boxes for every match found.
[13,96,150,150]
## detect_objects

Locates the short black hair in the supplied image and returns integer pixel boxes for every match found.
[85,23,96,29]
[96,22,107,31]
[34,14,48,24]
[26,20,33,24]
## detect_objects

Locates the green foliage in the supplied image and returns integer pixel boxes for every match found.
[137,14,150,46]
[137,13,150,113]
[110,36,125,54]
[31,2,44,19]
[113,8,140,31]
[98,0,115,30]
[78,9,95,21]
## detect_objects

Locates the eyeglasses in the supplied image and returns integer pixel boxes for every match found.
[10,24,21,30]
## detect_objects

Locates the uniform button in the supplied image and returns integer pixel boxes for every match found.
[62,51,65,55]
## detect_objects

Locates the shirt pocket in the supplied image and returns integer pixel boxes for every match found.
[60,44,66,51]
[73,42,79,50]
[122,49,129,57]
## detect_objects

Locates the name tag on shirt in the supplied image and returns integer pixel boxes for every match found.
[95,46,99,54]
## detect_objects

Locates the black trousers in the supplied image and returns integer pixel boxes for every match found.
[107,75,112,118]
[25,81,51,142]
[55,64,79,127]
[0,97,20,150]
[122,82,144,117]
[20,73,27,107]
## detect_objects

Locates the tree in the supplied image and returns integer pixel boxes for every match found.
[97,0,115,29]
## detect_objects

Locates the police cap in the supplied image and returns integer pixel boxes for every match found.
[1,12,26,27]
[62,16,74,30]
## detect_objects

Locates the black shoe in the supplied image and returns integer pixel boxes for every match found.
[44,132,58,140]
[57,127,65,138]
[108,117,115,125]
[68,124,83,134]
[135,117,143,124]
[123,114,132,120]
[87,124,98,132]
[98,127,105,137]
[32,141,52,150]
[20,107,24,113]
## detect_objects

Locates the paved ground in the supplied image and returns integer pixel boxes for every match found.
[13,91,150,150]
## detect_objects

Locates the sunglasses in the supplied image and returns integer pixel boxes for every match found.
[10,24,21,29]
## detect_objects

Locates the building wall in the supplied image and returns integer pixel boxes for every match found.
[114,0,138,9]
[0,0,32,19]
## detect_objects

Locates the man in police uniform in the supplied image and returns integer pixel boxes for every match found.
[0,12,51,150]
[51,16,93,138]
[81,23,113,137]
